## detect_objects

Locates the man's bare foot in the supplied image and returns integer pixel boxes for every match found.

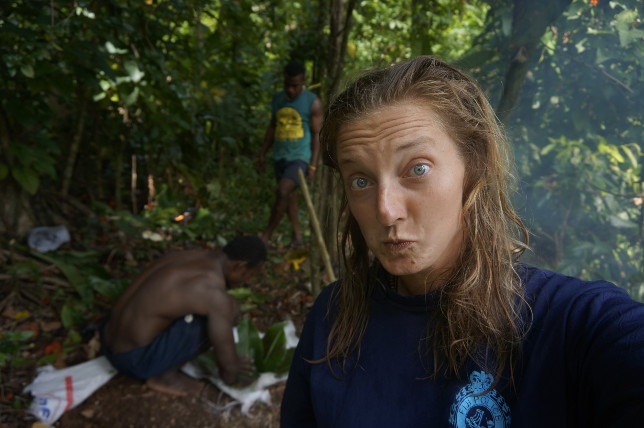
[145,369,206,397]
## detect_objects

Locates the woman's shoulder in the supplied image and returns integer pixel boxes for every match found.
[518,264,643,327]
[518,263,630,300]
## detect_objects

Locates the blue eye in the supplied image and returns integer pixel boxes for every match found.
[411,164,429,176]
[350,177,369,189]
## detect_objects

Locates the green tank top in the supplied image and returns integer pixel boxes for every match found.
[271,89,317,162]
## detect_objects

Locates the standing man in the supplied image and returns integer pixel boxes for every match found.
[257,60,323,246]
[101,236,266,396]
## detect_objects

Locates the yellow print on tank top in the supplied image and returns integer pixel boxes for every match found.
[275,107,303,140]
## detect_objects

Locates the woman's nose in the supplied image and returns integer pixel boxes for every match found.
[375,182,405,226]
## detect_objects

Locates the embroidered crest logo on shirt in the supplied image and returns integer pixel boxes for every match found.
[449,371,510,428]
[275,107,304,140]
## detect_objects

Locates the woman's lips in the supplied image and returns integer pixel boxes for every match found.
[384,241,413,251]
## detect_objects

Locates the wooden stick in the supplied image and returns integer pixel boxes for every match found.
[297,168,336,284]
[131,154,138,214]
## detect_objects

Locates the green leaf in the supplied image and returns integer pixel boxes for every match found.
[11,166,39,194]
[89,276,126,301]
[193,349,219,376]
[0,163,8,180]
[609,215,637,229]
[273,347,295,374]
[599,141,625,163]
[61,304,83,329]
[0,331,34,368]
[0,331,34,353]
[30,252,90,299]
[123,87,140,106]
[540,143,557,156]
[228,287,252,300]
[258,321,288,373]
[37,354,60,365]
[20,64,34,78]
[105,41,127,54]
[124,61,145,83]
[235,318,262,361]
[64,329,82,346]
[615,10,644,47]
[621,145,639,168]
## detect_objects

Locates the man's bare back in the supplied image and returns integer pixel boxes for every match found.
[101,237,266,396]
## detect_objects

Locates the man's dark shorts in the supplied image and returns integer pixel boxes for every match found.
[274,159,307,187]
[101,314,208,379]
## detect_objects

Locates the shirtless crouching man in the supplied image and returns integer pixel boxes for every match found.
[101,236,266,396]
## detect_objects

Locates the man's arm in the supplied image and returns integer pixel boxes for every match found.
[307,97,323,180]
[204,289,254,385]
[185,279,254,386]
[257,116,276,173]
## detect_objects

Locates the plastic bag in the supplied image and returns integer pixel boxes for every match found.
[23,356,117,425]
[27,225,71,252]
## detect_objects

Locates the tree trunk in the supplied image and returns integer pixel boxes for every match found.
[497,0,572,123]
[0,95,37,236]
[410,0,435,56]
[61,91,87,196]
[114,135,127,211]
[323,0,356,250]
[131,154,138,214]
[0,183,37,236]
[326,0,357,99]
[307,0,356,295]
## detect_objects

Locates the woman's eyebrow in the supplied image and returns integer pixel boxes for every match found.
[397,138,435,152]
[337,137,436,167]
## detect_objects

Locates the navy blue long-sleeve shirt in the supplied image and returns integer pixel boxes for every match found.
[281,265,644,427]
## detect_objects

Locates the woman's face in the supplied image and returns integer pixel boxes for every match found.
[337,101,466,295]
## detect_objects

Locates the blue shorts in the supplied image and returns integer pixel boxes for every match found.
[101,315,208,379]
[274,159,307,187]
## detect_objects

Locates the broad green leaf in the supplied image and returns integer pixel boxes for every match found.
[60,304,83,329]
[599,142,625,163]
[123,87,140,106]
[89,276,126,301]
[609,215,637,229]
[258,321,288,372]
[540,143,557,156]
[124,61,145,83]
[621,145,639,167]
[194,349,219,376]
[11,166,39,194]
[20,64,34,78]
[615,10,644,47]
[236,318,262,361]
[273,347,295,374]
[30,252,90,300]
[105,41,127,54]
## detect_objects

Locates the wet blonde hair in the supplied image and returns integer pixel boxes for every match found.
[320,56,529,384]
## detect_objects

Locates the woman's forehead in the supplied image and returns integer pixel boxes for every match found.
[337,102,446,146]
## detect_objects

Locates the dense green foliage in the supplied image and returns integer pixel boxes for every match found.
[473,0,644,298]
[1,0,643,304]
